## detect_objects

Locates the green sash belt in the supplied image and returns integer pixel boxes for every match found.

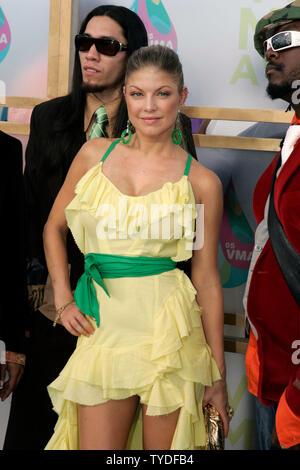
[74,253,177,327]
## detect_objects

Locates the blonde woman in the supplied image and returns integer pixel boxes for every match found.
[43,45,230,450]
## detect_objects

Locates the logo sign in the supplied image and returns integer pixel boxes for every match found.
[131,0,178,51]
[0,8,11,64]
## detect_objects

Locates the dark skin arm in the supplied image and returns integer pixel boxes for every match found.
[0,362,24,401]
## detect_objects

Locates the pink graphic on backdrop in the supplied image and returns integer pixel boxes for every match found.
[10,55,48,100]
[0,7,11,63]
[220,207,252,271]
[131,0,178,51]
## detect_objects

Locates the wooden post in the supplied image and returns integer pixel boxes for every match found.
[0,0,75,135]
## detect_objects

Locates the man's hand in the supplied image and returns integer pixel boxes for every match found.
[270,426,281,448]
[0,362,24,401]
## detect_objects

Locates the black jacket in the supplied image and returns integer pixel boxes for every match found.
[24,96,86,290]
[0,131,27,353]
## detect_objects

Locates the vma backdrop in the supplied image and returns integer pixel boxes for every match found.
[0,0,291,450]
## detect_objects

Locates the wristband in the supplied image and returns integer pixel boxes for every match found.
[53,299,75,327]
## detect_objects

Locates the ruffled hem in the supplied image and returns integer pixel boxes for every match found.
[45,383,213,450]
[45,270,221,450]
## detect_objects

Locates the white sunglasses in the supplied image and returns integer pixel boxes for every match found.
[264,30,300,57]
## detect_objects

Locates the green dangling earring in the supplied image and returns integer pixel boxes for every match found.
[172,128,183,145]
[121,120,132,144]
[172,112,183,145]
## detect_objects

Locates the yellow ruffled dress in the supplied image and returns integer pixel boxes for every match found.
[45,141,221,450]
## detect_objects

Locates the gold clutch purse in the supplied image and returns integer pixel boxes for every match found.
[201,404,224,450]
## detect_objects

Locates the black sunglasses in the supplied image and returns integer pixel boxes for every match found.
[75,34,128,56]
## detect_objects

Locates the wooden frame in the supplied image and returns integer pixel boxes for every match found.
[224,314,248,354]
[182,105,293,152]
[0,0,74,135]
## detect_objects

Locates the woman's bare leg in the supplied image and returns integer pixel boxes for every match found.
[142,404,180,450]
[78,396,139,450]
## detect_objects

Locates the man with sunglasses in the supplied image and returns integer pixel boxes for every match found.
[243,1,300,450]
[3,5,150,450]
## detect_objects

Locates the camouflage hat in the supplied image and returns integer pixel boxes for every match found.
[254,1,300,57]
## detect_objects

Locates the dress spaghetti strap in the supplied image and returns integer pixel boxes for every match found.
[184,154,192,176]
[101,138,121,163]
[101,142,192,178]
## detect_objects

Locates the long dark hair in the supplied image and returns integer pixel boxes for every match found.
[47,5,148,172]
[70,5,148,136]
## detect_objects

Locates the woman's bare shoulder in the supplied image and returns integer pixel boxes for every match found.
[76,137,117,170]
[63,138,118,190]
[189,158,222,203]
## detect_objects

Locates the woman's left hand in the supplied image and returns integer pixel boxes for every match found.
[202,378,232,437]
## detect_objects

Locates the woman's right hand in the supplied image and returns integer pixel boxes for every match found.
[60,303,95,337]
[202,378,231,438]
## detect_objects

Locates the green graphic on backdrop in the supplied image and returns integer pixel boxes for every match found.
[219,182,254,288]
[228,419,256,449]
[131,0,178,50]
[230,55,258,85]
[239,8,258,49]
[227,375,256,449]
[231,6,260,85]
